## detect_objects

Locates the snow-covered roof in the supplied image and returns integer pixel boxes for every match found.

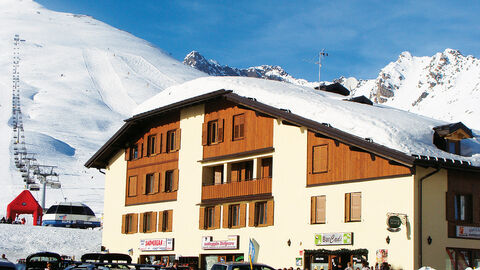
[134,76,480,167]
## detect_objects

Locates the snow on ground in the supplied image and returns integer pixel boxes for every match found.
[0,0,206,216]
[135,76,480,166]
[0,224,101,262]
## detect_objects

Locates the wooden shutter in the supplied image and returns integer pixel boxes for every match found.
[316,196,326,224]
[446,192,455,221]
[351,192,361,221]
[214,205,221,229]
[310,197,317,224]
[231,164,239,182]
[172,169,179,191]
[139,213,145,233]
[141,176,147,195]
[223,204,229,228]
[159,172,165,193]
[345,193,351,222]
[240,203,247,227]
[218,119,224,142]
[128,176,137,196]
[313,145,328,173]
[155,134,161,154]
[125,148,130,161]
[151,212,157,232]
[248,202,255,227]
[199,207,205,230]
[239,114,245,138]
[266,200,274,226]
[158,211,164,232]
[153,173,159,194]
[121,214,126,234]
[202,123,208,146]
[167,210,173,232]
[132,213,138,233]
[159,133,164,153]
[175,129,181,151]
[261,158,272,178]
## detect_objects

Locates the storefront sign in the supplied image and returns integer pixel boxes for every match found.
[140,238,174,251]
[457,225,480,239]
[202,235,239,250]
[314,232,353,246]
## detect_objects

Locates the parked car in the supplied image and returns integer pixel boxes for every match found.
[25,252,61,270]
[42,202,101,229]
[0,259,16,270]
[210,262,275,270]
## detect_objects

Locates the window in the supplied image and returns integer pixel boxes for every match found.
[311,195,326,224]
[345,192,361,222]
[140,212,157,233]
[213,166,223,185]
[166,129,181,153]
[131,144,139,160]
[232,114,245,140]
[230,160,253,182]
[254,202,267,226]
[312,145,328,173]
[454,194,473,222]
[205,206,215,229]
[447,140,461,155]
[203,119,224,145]
[228,204,240,228]
[159,210,173,232]
[164,170,173,192]
[145,173,156,194]
[147,135,157,156]
[127,176,137,197]
[122,213,138,234]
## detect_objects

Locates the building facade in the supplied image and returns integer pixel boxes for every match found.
[87,90,480,270]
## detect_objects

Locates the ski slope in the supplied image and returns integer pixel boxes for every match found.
[0,0,206,216]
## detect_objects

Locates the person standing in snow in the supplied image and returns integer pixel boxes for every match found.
[1,254,7,260]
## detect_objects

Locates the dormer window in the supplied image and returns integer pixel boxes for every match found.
[433,122,473,155]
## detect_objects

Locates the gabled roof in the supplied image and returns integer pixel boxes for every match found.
[85,77,480,171]
[433,122,473,140]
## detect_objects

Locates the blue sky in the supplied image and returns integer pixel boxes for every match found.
[37,0,480,82]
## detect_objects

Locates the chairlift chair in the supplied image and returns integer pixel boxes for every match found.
[29,184,40,191]
[49,182,61,189]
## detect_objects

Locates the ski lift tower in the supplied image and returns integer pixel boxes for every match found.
[315,49,328,89]
[34,165,60,210]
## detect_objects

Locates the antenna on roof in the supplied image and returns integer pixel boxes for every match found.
[315,49,328,89]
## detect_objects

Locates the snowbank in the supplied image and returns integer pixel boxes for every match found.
[0,224,101,262]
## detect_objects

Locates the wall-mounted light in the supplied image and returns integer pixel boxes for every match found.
[386,236,390,244]
[427,236,432,245]
[287,239,291,246]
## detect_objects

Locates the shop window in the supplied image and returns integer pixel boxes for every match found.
[230,160,253,182]
[164,170,173,192]
[203,119,224,145]
[260,157,272,179]
[312,145,328,173]
[145,173,156,194]
[159,210,173,232]
[454,194,473,222]
[147,135,157,156]
[131,144,139,160]
[232,114,245,140]
[121,213,138,234]
[345,192,361,222]
[127,176,137,197]
[311,195,326,224]
[140,211,157,233]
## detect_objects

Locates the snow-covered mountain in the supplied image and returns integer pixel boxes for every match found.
[185,50,480,130]
[0,0,205,215]
[341,49,480,130]
[183,51,317,87]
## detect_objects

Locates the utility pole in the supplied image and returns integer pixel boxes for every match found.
[315,49,328,89]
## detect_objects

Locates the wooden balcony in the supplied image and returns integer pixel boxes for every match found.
[201,177,272,201]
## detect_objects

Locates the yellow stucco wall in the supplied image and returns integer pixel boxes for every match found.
[419,167,480,270]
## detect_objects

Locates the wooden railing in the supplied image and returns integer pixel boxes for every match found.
[201,177,272,201]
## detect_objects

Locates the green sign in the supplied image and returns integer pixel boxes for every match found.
[315,232,353,245]
[388,216,402,229]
